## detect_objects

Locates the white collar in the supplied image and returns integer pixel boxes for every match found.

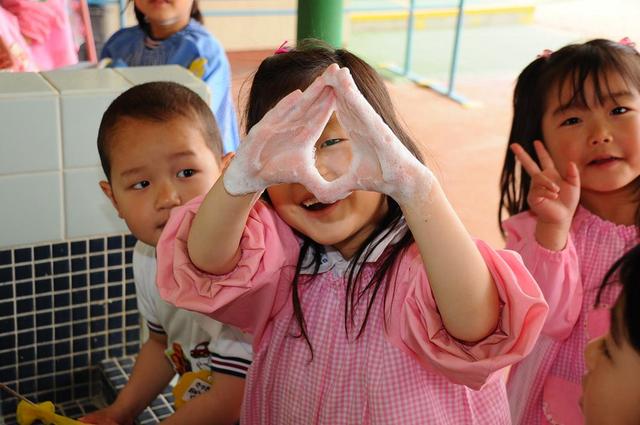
[300,220,409,275]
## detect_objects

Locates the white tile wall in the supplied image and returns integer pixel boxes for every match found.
[41,69,132,95]
[58,96,123,168]
[115,65,210,103]
[64,168,129,239]
[0,73,60,175]
[0,66,208,248]
[0,173,63,247]
[42,69,132,169]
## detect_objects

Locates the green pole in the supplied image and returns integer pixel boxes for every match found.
[297,0,344,48]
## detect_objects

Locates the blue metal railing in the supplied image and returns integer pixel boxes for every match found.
[117,0,469,104]
[379,0,470,105]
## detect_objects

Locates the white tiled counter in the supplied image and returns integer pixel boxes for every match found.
[0,66,209,248]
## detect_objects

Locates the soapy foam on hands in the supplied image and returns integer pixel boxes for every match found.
[224,64,435,206]
[326,65,435,205]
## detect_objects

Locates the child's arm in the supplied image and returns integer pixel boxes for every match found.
[80,332,175,425]
[160,373,244,425]
[503,210,582,340]
[400,183,500,342]
[323,66,498,342]
[187,179,254,275]
[187,73,337,274]
[197,36,239,153]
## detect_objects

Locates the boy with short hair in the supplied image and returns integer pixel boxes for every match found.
[81,81,250,425]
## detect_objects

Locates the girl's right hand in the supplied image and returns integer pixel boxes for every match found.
[223,74,336,198]
[511,140,581,249]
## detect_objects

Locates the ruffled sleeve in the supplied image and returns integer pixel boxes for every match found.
[156,196,300,347]
[386,240,548,390]
[503,212,582,340]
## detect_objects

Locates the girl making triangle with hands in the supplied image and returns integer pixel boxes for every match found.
[157,41,547,424]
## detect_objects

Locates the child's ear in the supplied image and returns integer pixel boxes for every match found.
[221,152,235,172]
[99,180,123,218]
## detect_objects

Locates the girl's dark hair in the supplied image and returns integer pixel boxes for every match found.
[97,81,222,181]
[499,39,640,233]
[596,244,640,353]
[246,39,425,356]
[133,0,203,37]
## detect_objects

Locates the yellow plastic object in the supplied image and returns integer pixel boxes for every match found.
[172,370,213,409]
[16,400,84,425]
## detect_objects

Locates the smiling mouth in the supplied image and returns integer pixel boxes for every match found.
[588,156,621,165]
[301,197,336,211]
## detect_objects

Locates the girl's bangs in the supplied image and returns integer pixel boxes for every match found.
[546,46,640,112]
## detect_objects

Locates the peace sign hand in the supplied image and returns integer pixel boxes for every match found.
[511,140,581,227]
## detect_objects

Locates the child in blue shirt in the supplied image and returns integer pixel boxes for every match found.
[101,0,239,153]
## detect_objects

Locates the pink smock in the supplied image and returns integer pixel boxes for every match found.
[157,197,549,424]
[0,7,36,71]
[504,206,638,425]
[27,0,77,70]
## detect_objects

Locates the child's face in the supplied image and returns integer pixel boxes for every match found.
[582,305,640,425]
[100,116,220,247]
[134,0,193,37]
[266,115,387,259]
[541,71,640,197]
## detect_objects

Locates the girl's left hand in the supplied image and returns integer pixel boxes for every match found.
[322,64,435,205]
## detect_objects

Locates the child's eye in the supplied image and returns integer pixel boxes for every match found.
[319,138,343,148]
[177,169,195,178]
[611,106,629,115]
[560,117,581,126]
[132,181,150,190]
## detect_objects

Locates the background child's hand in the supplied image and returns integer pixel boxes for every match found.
[0,36,15,70]
[223,73,338,200]
[79,406,129,425]
[511,140,580,250]
[512,140,580,224]
[323,64,435,205]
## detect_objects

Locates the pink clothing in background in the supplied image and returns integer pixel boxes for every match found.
[26,0,77,70]
[2,0,77,70]
[157,197,548,424]
[504,206,638,425]
[0,7,36,71]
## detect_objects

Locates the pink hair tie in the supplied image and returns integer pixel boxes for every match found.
[619,37,636,48]
[537,49,553,59]
[274,40,290,55]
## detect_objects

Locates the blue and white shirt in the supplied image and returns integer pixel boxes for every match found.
[101,19,240,153]
[133,241,252,377]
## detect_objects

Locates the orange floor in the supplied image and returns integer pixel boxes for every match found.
[227,50,515,247]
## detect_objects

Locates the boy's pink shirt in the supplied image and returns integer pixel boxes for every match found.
[157,196,548,424]
[504,207,638,425]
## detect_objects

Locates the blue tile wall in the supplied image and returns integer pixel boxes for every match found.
[101,357,175,424]
[0,234,140,421]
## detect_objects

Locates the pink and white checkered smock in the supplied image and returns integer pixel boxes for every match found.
[504,206,639,425]
[157,198,548,424]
